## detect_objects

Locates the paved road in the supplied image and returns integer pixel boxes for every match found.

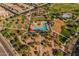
[0,34,14,56]
[0,3,48,20]
[0,43,8,56]
[0,4,17,15]
[71,39,79,56]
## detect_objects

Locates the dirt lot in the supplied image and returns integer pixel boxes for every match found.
[52,18,64,34]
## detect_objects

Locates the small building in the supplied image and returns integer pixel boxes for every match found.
[62,13,73,19]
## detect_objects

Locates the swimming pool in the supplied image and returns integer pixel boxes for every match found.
[32,21,48,31]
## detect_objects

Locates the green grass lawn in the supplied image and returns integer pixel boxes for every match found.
[59,26,70,43]
[46,4,79,19]
[55,49,64,56]
[49,4,79,12]
[59,21,78,43]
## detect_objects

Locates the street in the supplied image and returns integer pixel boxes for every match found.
[0,34,15,56]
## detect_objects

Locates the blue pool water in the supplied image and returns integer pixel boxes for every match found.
[32,21,48,31]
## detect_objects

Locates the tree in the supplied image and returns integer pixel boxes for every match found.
[22,15,26,21]
[55,49,64,56]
